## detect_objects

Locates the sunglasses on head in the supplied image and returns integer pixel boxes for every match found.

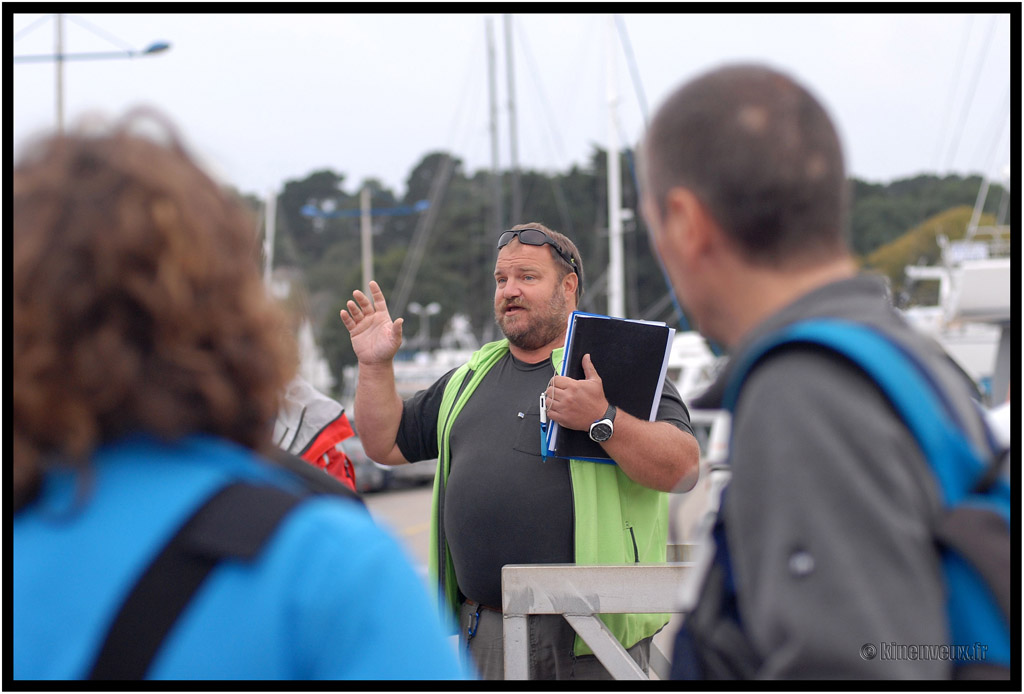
[497,228,579,279]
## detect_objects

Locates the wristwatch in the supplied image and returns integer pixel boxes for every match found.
[588,404,617,443]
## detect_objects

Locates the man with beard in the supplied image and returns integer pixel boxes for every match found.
[340,223,700,680]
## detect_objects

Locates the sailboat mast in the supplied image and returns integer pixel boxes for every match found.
[606,15,625,317]
[55,13,65,132]
[487,17,503,232]
[967,174,992,239]
[504,14,522,223]
[360,186,374,292]
[263,189,276,288]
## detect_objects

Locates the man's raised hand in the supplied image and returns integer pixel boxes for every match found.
[339,281,404,365]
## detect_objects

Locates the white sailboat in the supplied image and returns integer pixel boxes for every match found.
[901,178,1012,406]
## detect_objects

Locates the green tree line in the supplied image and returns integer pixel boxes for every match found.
[247,149,1010,396]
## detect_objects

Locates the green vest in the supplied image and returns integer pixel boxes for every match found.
[427,339,670,656]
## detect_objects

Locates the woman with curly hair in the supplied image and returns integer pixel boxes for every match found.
[12,112,468,681]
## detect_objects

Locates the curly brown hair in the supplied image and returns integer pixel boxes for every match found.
[13,111,295,500]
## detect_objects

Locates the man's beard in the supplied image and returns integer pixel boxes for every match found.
[495,286,569,352]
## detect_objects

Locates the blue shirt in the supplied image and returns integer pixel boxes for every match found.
[14,434,471,681]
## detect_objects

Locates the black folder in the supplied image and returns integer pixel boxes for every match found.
[543,311,675,462]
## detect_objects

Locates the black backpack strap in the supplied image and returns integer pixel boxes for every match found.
[87,482,304,680]
[268,448,364,504]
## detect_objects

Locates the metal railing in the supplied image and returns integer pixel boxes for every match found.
[500,551,694,680]
[499,410,730,680]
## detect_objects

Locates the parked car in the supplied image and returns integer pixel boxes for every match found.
[341,436,388,494]
[388,457,438,489]
[341,436,436,494]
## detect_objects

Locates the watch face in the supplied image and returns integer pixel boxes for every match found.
[590,421,613,442]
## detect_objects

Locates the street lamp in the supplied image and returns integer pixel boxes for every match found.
[13,40,171,62]
[407,301,441,352]
[13,14,171,132]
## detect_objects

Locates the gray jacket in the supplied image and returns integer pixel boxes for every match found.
[687,274,986,679]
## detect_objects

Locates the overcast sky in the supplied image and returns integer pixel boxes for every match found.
[12,11,1013,200]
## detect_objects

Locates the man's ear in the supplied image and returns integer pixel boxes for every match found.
[562,268,579,303]
[663,187,714,260]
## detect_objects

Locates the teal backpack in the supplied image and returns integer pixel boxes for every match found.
[673,318,1011,679]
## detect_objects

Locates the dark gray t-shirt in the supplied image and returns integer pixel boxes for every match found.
[396,350,693,607]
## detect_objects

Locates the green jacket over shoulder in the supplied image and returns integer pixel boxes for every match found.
[427,339,670,657]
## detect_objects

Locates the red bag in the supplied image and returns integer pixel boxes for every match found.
[274,376,358,492]
[301,412,357,492]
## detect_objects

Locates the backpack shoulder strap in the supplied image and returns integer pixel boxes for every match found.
[724,318,1001,508]
[268,447,364,504]
[722,318,1012,675]
[87,482,304,680]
